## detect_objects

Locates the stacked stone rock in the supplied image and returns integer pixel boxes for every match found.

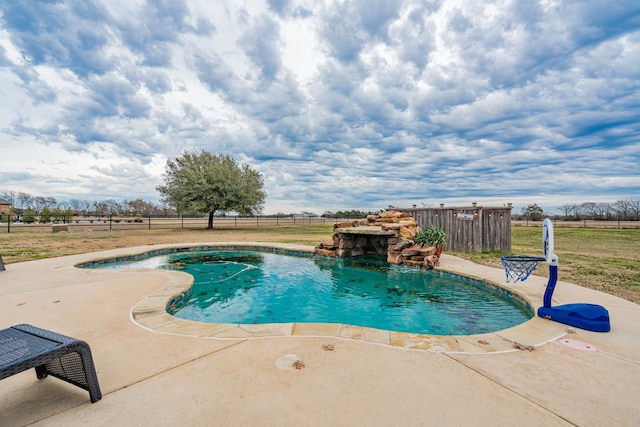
[314,210,440,269]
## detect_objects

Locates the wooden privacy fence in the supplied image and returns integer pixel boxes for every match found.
[402,206,513,252]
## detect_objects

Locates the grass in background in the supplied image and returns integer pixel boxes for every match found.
[0,225,337,264]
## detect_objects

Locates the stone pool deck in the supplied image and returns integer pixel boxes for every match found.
[1,243,639,426]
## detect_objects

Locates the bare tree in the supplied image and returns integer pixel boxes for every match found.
[56,199,71,211]
[580,202,615,220]
[560,203,578,220]
[612,199,631,219]
[32,196,57,213]
[598,202,614,219]
[69,199,92,216]
[93,201,109,216]
[103,200,122,215]
[580,202,598,219]
[17,192,32,211]
[1,191,193,219]
[629,199,640,221]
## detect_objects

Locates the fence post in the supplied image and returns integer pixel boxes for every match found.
[0,254,5,271]
[148,215,151,230]
[109,215,112,231]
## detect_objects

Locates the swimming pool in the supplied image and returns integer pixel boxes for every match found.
[84,246,532,336]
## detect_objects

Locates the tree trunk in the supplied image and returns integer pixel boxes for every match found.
[207,211,214,229]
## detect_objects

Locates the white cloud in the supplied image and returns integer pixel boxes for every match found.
[0,0,638,215]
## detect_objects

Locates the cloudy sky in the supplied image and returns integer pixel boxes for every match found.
[1,0,638,215]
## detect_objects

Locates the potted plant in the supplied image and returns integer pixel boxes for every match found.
[414,225,448,257]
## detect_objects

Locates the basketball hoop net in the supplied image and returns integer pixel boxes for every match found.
[501,255,546,283]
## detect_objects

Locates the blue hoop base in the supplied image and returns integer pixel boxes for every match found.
[538,264,610,332]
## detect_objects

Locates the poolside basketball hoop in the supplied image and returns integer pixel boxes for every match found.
[505,218,610,332]
[501,218,556,283]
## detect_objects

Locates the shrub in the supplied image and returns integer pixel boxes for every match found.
[414,225,448,249]
[39,207,52,223]
[23,208,36,223]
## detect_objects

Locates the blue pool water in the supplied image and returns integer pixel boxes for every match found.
[86,248,532,335]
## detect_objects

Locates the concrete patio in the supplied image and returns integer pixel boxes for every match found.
[1,243,639,426]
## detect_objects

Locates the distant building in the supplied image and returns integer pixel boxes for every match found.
[0,198,11,214]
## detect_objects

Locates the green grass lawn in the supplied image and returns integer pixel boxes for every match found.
[455,227,640,304]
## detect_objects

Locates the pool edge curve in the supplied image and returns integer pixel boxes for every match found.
[77,242,571,353]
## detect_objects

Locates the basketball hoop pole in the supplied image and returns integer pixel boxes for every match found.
[542,263,558,309]
[541,218,558,309]
[542,218,558,267]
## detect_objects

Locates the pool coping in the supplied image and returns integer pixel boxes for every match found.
[74,242,573,353]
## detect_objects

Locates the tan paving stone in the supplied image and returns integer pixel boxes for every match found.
[389,331,459,351]
[210,325,256,339]
[454,332,518,353]
[292,322,342,337]
[495,316,569,347]
[239,322,294,337]
[340,324,390,345]
[131,312,176,329]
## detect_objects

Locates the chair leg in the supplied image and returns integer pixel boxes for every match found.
[35,365,48,379]
[76,347,102,403]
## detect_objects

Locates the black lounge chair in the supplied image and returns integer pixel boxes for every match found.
[0,324,102,403]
